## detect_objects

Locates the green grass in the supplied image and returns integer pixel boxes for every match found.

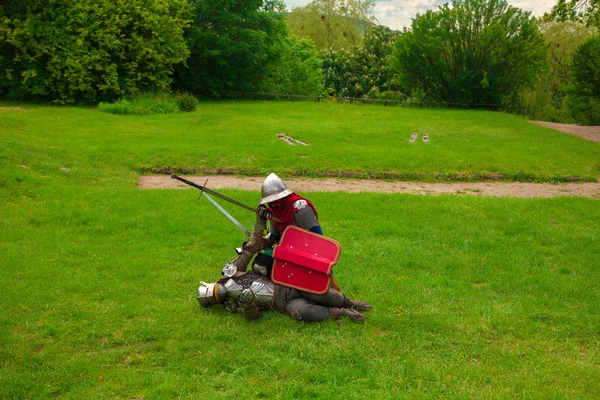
[1,101,599,398]
[1,100,599,183]
[98,92,182,115]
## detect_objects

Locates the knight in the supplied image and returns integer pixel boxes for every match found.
[197,267,371,323]
[197,204,371,323]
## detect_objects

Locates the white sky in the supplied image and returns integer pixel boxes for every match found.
[284,0,557,31]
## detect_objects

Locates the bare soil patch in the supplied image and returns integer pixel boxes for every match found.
[530,120,600,143]
[0,107,27,112]
[139,175,600,199]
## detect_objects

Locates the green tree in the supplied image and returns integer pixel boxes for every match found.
[0,0,189,103]
[392,0,546,106]
[543,0,600,27]
[322,25,401,98]
[174,0,289,97]
[287,0,375,51]
[258,35,324,96]
[520,21,596,122]
[569,34,600,124]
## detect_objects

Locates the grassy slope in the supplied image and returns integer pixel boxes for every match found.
[1,102,599,398]
[1,101,599,182]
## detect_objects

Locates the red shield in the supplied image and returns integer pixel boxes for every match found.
[271,226,341,295]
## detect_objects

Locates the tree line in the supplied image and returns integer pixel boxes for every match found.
[1,0,599,124]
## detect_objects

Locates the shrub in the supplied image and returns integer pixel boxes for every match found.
[174,92,197,112]
[0,0,189,103]
[99,92,180,115]
[570,35,600,125]
[568,95,600,126]
[393,0,546,105]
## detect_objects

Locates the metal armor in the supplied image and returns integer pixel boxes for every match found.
[259,173,292,205]
[197,272,275,309]
[223,272,275,308]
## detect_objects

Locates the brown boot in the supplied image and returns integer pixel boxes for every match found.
[329,307,365,323]
[349,300,372,312]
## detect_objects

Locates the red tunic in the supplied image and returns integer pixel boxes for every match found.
[267,193,318,232]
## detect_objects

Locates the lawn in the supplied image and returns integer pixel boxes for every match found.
[1,101,599,398]
[1,100,599,183]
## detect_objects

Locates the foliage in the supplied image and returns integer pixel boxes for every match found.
[174,92,198,112]
[98,92,181,115]
[173,0,289,98]
[392,0,546,106]
[569,34,600,124]
[520,21,596,123]
[258,35,324,96]
[287,0,376,51]
[322,25,402,98]
[0,0,190,103]
[543,0,600,27]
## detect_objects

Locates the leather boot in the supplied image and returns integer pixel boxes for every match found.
[349,300,372,312]
[329,307,365,323]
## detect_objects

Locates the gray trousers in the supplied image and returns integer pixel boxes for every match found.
[274,286,350,322]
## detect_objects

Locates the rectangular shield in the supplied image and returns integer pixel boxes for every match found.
[271,226,341,295]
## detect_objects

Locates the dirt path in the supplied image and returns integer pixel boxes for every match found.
[529,120,600,143]
[140,121,600,198]
[139,175,600,199]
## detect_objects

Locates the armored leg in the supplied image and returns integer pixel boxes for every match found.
[329,307,365,323]
[285,298,331,322]
[300,288,351,308]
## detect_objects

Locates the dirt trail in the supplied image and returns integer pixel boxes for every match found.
[139,175,600,199]
[140,121,600,198]
[529,120,600,143]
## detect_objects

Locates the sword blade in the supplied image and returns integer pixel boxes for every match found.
[202,192,251,237]
[171,173,282,223]
[171,174,256,213]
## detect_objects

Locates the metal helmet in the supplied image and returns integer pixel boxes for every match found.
[259,173,293,205]
[196,281,227,308]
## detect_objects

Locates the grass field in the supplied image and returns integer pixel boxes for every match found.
[2,101,599,183]
[1,101,599,398]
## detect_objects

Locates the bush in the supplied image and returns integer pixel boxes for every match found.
[98,92,180,115]
[0,0,189,103]
[393,0,546,105]
[570,35,600,125]
[174,92,198,112]
[568,95,600,126]
[374,90,405,101]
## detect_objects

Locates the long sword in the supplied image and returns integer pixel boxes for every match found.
[170,173,282,223]
[201,192,251,237]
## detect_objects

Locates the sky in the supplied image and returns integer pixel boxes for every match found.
[284,0,557,31]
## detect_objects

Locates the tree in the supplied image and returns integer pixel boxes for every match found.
[543,0,600,27]
[258,35,324,96]
[392,0,546,106]
[0,0,190,103]
[569,34,600,124]
[173,0,289,97]
[287,0,376,51]
[322,25,402,98]
[520,21,596,122]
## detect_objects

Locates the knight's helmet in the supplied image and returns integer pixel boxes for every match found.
[259,173,292,205]
[197,281,227,308]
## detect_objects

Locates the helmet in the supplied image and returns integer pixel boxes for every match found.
[197,281,227,308]
[252,253,274,276]
[259,173,292,205]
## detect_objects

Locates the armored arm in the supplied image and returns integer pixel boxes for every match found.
[231,208,268,272]
[293,206,322,234]
[238,288,261,321]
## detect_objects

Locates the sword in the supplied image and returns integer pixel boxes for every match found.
[171,173,257,213]
[201,191,251,237]
[170,173,282,231]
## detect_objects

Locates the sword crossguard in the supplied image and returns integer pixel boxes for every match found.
[198,178,209,200]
